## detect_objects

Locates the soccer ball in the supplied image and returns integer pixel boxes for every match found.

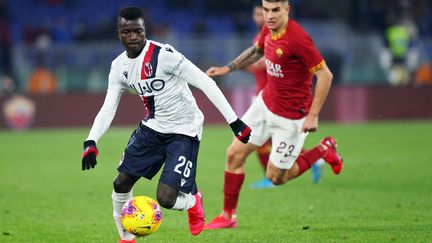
[121,196,162,236]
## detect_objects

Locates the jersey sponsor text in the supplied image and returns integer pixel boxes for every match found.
[265,58,284,78]
[129,79,166,95]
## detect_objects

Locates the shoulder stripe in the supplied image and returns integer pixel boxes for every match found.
[141,42,161,79]
[309,60,326,74]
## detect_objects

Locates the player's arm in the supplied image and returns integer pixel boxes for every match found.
[302,62,333,133]
[86,90,123,143]
[82,62,125,170]
[174,56,251,143]
[244,57,266,73]
[206,45,264,77]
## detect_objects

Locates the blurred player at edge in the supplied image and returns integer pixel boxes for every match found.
[204,0,343,229]
[80,7,251,242]
[246,5,323,189]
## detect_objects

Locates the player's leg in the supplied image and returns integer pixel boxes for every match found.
[222,95,266,219]
[296,147,324,183]
[156,182,199,210]
[224,139,259,214]
[112,172,140,243]
[205,93,268,230]
[266,133,342,184]
[205,139,258,229]
[252,142,325,186]
[113,125,166,242]
[265,117,322,185]
[298,148,324,183]
[222,92,267,218]
[156,182,203,236]
[155,182,179,209]
[267,148,325,184]
[159,135,204,235]
[283,136,342,183]
[265,132,306,185]
[250,139,274,189]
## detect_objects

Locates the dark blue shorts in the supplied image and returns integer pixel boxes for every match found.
[118,123,200,194]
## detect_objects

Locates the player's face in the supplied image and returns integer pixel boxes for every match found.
[262,1,290,32]
[253,6,265,29]
[118,18,146,58]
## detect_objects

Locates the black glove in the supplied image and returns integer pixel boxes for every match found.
[229,119,252,144]
[82,140,98,170]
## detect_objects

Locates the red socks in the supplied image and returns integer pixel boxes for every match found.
[296,145,326,176]
[256,141,271,169]
[223,171,245,216]
[222,145,326,216]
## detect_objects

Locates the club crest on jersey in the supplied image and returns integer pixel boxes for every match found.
[276,48,283,58]
[144,62,153,77]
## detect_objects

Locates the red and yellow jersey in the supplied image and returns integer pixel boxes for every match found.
[255,19,325,119]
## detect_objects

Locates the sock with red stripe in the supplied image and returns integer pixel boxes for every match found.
[223,171,245,217]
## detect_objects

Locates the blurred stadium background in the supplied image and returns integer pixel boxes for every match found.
[0,0,432,128]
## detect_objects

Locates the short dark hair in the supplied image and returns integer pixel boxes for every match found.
[118,7,144,20]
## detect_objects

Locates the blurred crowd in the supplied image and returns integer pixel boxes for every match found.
[1,0,432,95]
[2,0,432,43]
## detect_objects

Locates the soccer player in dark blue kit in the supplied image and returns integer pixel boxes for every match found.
[81,7,251,242]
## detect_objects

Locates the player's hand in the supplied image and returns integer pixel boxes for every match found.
[302,114,318,133]
[206,66,230,77]
[82,140,98,170]
[229,119,252,144]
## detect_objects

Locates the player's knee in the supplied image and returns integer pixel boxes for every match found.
[156,194,176,209]
[226,146,246,167]
[157,196,176,209]
[156,185,177,209]
[113,178,132,193]
[268,175,284,185]
[266,170,286,185]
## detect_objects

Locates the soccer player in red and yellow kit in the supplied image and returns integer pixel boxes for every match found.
[204,0,343,229]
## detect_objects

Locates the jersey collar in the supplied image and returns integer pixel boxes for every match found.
[270,19,290,41]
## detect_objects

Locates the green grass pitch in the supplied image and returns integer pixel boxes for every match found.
[1,121,431,242]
